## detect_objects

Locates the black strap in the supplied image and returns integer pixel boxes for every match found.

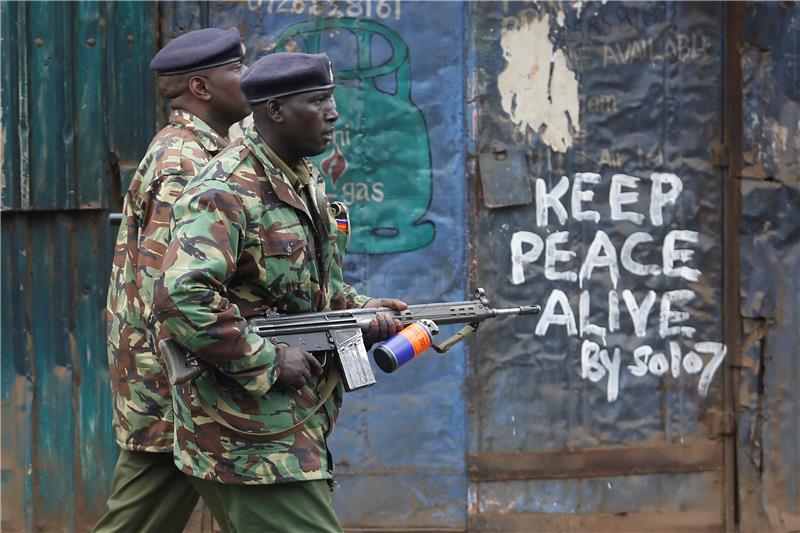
[196,367,340,443]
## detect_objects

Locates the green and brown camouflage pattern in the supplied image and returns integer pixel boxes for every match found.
[153,123,370,484]
[107,110,228,452]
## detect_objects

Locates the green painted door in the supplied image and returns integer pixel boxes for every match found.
[1,2,157,530]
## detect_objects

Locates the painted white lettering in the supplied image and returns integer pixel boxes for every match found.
[506,169,729,402]
[579,230,620,289]
[621,232,661,276]
[571,172,601,223]
[608,290,620,332]
[695,342,727,396]
[682,349,704,374]
[510,231,544,285]
[545,231,578,281]
[535,176,569,227]
[580,290,607,344]
[659,289,697,338]
[628,345,652,377]
[535,289,577,336]
[663,230,701,281]
[670,341,682,378]
[649,172,683,226]
[610,173,645,225]
[341,182,386,204]
[581,341,620,402]
[372,182,385,202]
[581,340,605,382]
[600,347,621,402]
[648,351,669,376]
[622,289,657,337]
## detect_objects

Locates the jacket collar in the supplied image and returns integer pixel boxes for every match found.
[242,123,314,220]
[169,109,228,154]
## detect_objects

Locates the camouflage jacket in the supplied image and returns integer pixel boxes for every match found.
[107,110,228,452]
[153,124,370,484]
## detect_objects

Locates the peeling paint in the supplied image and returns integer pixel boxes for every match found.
[768,120,788,152]
[572,1,585,19]
[556,10,565,28]
[497,13,580,153]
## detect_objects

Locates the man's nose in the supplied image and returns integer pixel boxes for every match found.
[326,104,339,122]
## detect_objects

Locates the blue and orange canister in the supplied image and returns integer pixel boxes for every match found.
[373,319,439,373]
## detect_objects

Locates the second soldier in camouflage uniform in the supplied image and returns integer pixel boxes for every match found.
[96,27,250,533]
[153,52,406,531]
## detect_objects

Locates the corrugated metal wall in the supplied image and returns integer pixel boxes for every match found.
[737,3,800,531]
[1,2,798,532]
[1,2,156,531]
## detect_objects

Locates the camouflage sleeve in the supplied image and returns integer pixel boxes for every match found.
[136,172,190,340]
[153,182,280,397]
[343,283,372,308]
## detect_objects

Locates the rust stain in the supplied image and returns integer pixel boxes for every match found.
[1,378,34,532]
[469,442,722,482]
[470,510,722,532]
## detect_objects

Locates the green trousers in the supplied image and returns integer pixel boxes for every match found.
[92,450,199,533]
[189,476,343,533]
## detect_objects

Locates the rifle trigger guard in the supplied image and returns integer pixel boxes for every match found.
[432,322,480,353]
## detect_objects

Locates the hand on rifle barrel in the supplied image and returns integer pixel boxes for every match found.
[275,344,322,389]
[362,298,408,343]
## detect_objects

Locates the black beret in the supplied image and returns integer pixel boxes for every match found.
[150,27,243,75]
[240,52,334,104]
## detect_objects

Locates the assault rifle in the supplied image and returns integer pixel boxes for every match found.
[160,288,540,392]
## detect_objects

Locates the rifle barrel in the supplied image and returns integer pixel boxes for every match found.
[493,305,542,316]
[248,300,541,336]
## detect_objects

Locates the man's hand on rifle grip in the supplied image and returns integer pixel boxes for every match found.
[274,344,322,389]
[362,298,408,343]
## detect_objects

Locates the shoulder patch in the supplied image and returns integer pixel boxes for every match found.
[331,201,350,233]
[330,200,351,250]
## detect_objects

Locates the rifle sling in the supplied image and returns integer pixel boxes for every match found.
[433,323,478,353]
[196,367,340,443]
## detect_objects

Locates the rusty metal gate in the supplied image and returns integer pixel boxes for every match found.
[1,1,798,531]
[1,2,157,531]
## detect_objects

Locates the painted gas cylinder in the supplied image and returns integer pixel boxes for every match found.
[274,18,435,254]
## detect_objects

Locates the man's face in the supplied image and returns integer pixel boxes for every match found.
[277,88,339,158]
[205,60,251,125]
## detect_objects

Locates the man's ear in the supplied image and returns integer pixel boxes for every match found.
[266,99,284,123]
[187,76,211,101]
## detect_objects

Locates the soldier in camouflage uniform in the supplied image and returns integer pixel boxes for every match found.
[153,52,406,532]
[96,28,250,533]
